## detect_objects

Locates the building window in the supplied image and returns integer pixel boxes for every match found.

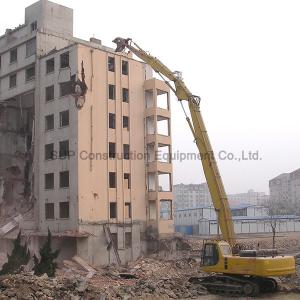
[109,142,116,158]
[59,140,69,158]
[124,173,130,189]
[160,199,172,220]
[9,74,17,88]
[59,202,69,219]
[30,21,37,32]
[125,202,131,219]
[10,48,17,63]
[45,173,54,189]
[59,110,69,127]
[59,171,69,188]
[123,144,130,160]
[123,116,129,130]
[45,203,54,220]
[108,84,116,100]
[109,113,116,129]
[26,39,36,57]
[45,143,54,160]
[60,52,69,68]
[122,88,129,103]
[111,232,118,249]
[60,81,73,97]
[45,114,54,131]
[109,202,117,218]
[122,61,129,75]
[125,232,132,248]
[25,66,35,81]
[108,57,115,72]
[109,172,116,188]
[46,85,54,102]
[46,58,55,74]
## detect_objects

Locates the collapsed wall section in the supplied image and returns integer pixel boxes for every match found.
[0,100,34,220]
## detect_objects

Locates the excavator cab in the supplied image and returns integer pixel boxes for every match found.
[201,243,219,266]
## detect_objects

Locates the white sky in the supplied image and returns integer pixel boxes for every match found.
[1,0,300,194]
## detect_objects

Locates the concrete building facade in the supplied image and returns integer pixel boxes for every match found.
[0,0,174,265]
[269,168,300,213]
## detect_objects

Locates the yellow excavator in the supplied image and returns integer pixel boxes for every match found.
[112,37,295,296]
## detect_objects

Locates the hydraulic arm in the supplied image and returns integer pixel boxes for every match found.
[113,37,235,247]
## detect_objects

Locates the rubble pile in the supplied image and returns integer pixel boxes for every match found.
[0,257,208,300]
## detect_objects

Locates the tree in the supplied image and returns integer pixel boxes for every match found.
[33,228,60,277]
[0,230,30,275]
[266,198,285,249]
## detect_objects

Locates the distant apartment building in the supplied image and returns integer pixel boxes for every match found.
[173,183,211,209]
[0,0,174,265]
[173,183,269,209]
[269,168,300,213]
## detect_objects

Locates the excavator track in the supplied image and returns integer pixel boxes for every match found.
[189,275,277,297]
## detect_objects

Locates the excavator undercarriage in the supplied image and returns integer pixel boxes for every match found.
[190,275,277,297]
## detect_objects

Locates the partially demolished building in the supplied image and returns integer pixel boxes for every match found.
[0,0,174,265]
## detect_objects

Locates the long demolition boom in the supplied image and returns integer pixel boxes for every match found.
[113,38,235,247]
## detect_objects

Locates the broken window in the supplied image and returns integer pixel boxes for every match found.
[45,114,54,131]
[60,52,69,68]
[109,142,116,159]
[110,202,117,219]
[59,202,69,218]
[157,116,170,136]
[160,199,172,220]
[125,232,132,248]
[30,21,37,32]
[108,84,115,100]
[108,57,115,72]
[124,173,130,189]
[59,171,69,188]
[26,66,35,81]
[60,110,69,127]
[111,233,118,249]
[125,202,131,219]
[158,173,171,191]
[109,172,116,188]
[59,140,69,158]
[45,173,54,189]
[45,143,54,160]
[9,74,17,88]
[46,58,55,74]
[109,113,116,129]
[123,116,129,130]
[122,88,129,103]
[122,60,129,75]
[46,85,54,102]
[157,89,169,110]
[26,39,36,57]
[45,203,54,220]
[60,81,73,97]
[10,48,17,63]
[123,144,130,160]
[149,201,156,220]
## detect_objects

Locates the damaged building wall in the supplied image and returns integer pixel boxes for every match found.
[0,104,34,218]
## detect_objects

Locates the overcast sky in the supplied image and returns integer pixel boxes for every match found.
[1,0,300,194]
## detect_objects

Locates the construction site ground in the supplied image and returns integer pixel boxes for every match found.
[0,232,300,300]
